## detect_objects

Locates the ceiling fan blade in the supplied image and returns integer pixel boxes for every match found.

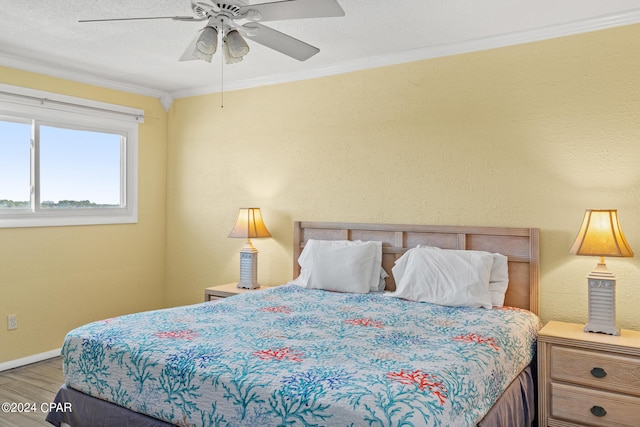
[238,0,344,22]
[78,16,200,23]
[178,34,201,62]
[242,23,319,61]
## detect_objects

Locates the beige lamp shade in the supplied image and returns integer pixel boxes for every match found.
[569,209,634,257]
[228,208,272,241]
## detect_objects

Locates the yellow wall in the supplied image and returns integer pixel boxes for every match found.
[2,23,640,364]
[0,68,168,363]
[166,24,640,330]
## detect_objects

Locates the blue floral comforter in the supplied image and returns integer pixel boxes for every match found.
[61,284,540,427]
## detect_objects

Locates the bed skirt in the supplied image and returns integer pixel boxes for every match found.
[477,363,536,426]
[46,364,535,427]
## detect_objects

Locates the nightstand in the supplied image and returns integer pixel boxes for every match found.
[538,320,640,427]
[204,282,266,302]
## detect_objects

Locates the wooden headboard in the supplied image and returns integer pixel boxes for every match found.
[293,221,539,315]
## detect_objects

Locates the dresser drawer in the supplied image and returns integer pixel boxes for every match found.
[551,383,640,426]
[551,346,640,396]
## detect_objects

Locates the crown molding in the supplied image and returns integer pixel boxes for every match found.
[2,7,640,109]
[0,54,173,110]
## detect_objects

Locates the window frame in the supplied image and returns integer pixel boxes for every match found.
[0,84,142,228]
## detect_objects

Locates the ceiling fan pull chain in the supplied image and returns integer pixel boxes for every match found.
[220,20,224,108]
[221,46,224,108]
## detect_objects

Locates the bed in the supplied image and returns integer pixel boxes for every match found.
[47,221,540,427]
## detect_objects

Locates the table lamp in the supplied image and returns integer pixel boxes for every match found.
[228,208,271,289]
[569,209,634,335]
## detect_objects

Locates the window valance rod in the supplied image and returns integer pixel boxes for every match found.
[0,89,144,123]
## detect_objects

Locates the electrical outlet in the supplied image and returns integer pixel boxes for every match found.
[7,314,17,331]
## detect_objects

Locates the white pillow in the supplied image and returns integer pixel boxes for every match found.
[387,247,493,309]
[298,239,387,292]
[290,239,382,294]
[415,246,509,306]
[486,252,508,306]
[378,267,389,292]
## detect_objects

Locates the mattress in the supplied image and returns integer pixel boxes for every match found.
[56,284,541,426]
[47,365,537,427]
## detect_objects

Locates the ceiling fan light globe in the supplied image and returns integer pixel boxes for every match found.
[223,42,244,64]
[195,26,218,56]
[225,29,249,59]
[193,50,213,62]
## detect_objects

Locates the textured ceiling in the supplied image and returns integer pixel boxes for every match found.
[2,0,640,103]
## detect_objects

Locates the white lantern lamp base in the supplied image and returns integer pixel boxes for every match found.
[237,240,260,289]
[584,258,619,336]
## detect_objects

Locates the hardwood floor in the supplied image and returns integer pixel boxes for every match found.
[0,357,63,427]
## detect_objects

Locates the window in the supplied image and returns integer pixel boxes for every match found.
[0,84,142,228]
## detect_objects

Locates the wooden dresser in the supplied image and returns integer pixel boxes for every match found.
[538,321,640,426]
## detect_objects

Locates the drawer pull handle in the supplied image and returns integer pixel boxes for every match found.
[590,367,607,378]
[591,406,607,417]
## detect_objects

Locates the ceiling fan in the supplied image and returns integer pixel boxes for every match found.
[80,0,345,64]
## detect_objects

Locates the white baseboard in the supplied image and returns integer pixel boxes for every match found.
[0,348,61,372]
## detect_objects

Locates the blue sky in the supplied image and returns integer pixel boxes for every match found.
[0,120,122,205]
